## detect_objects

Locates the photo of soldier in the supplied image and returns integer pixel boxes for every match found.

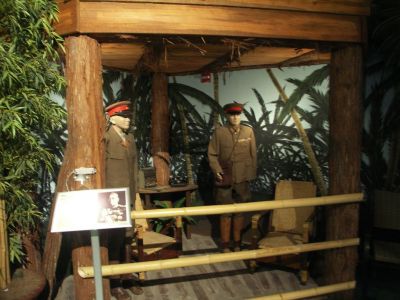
[98,192,127,223]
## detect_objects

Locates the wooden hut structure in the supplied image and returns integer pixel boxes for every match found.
[44,0,369,299]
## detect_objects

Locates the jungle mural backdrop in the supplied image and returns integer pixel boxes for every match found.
[102,65,330,204]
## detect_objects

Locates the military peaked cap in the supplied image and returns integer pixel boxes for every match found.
[105,100,131,117]
[223,102,244,114]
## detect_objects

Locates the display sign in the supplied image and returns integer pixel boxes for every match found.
[51,188,131,232]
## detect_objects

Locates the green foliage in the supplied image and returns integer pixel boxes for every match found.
[150,198,196,233]
[277,65,329,123]
[8,232,25,264]
[241,69,329,194]
[168,83,225,181]
[0,0,65,262]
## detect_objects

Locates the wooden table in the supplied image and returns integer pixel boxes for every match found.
[138,184,198,238]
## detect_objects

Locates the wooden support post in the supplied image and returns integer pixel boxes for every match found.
[151,72,170,186]
[325,45,363,299]
[42,35,109,300]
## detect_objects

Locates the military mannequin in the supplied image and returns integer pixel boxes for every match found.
[104,100,143,299]
[208,102,257,253]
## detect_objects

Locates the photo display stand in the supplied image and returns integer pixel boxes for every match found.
[51,188,131,300]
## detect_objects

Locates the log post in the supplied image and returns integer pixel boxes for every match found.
[325,45,363,299]
[42,35,109,300]
[151,72,170,185]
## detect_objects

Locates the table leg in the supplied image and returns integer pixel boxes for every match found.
[145,194,151,209]
[185,190,192,239]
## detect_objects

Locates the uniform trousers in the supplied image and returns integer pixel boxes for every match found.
[215,181,251,217]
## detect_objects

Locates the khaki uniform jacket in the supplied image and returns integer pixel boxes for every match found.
[208,124,257,184]
[105,126,138,200]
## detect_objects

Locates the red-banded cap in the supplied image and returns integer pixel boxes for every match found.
[105,100,131,117]
[223,102,243,114]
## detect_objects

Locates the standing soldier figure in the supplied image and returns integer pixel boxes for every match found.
[208,102,257,253]
[104,100,143,299]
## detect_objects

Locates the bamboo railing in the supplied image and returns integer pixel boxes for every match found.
[249,281,356,299]
[131,193,363,219]
[79,192,362,277]
[78,192,363,298]
[78,238,358,278]
[0,199,10,289]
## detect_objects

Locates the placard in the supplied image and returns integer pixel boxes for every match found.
[51,188,131,232]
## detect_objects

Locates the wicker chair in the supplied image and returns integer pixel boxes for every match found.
[251,180,317,284]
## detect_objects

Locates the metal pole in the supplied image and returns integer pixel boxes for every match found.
[90,230,104,300]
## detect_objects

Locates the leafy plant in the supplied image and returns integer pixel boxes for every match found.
[168,82,225,184]
[243,89,310,194]
[150,197,196,233]
[270,66,329,193]
[0,0,65,263]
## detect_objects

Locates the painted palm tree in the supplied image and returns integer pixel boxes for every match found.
[285,77,330,183]
[268,66,329,195]
[168,82,225,186]
[363,0,400,193]
[242,88,314,194]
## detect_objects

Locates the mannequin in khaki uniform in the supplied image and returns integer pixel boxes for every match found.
[208,102,257,253]
[104,101,143,299]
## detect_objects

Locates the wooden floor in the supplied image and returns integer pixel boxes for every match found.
[130,218,325,300]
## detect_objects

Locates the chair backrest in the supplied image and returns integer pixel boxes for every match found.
[271,180,317,233]
[134,192,149,230]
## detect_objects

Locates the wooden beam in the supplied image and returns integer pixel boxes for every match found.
[278,50,331,67]
[98,38,331,74]
[154,44,228,74]
[101,43,144,70]
[56,2,365,43]
[85,33,329,73]
[229,47,315,68]
[55,0,79,35]
[198,40,260,73]
[326,45,363,299]
[79,0,371,16]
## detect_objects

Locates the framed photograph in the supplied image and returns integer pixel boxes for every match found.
[51,188,131,232]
